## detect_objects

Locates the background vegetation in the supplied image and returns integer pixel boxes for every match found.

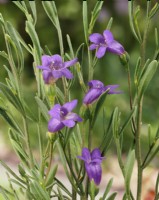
[0,0,159,159]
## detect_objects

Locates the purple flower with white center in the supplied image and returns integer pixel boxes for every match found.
[48,99,82,133]
[77,148,104,185]
[83,80,121,105]
[37,54,78,84]
[89,29,125,58]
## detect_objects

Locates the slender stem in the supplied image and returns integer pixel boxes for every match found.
[140,9,150,68]
[45,139,54,182]
[23,117,34,168]
[88,119,93,150]
[142,141,156,169]
[88,47,93,81]
[72,188,77,200]
[84,177,89,200]
[136,3,150,199]
[136,98,143,200]
[115,138,131,200]
[115,138,125,176]
[62,77,69,102]
[126,63,136,135]
[126,64,133,110]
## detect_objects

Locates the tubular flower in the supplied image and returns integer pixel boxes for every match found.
[83,80,121,105]
[37,54,78,84]
[89,29,125,58]
[48,99,82,133]
[77,148,104,185]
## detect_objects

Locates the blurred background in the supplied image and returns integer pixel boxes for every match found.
[0,0,159,174]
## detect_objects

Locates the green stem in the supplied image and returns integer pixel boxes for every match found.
[140,11,150,68]
[136,3,151,199]
[85,177,89,200]
[141,140,156,169]
[45,139,54,182]
[23,117,34,168]
[72,188,77,200]
[136,98,143,200]
[115,138,125,176]
[88,47,93,81]
[115,138,131,200]
[88,119,93,150]
[126,63,136,134]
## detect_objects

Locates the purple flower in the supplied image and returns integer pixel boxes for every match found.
[37,54,78,84]
[78,148,104,185]
[89,29,125,58]
[83,80,121,105]
[48,99,82,133]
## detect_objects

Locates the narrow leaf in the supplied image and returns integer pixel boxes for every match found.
[119,106,136,135]
[45,164,58,187]
[35,96,49,121]
[89,1,104,34]
[0,83,25,116]
[128,1,141,43]
[92,90,109,126]
[83,1,88,44]
[0,160,25,184]
[149,3,159,18]
[29,1,37,24]
[106,17,113,30]
[138,60,158,99]
[106,192,117,200]
[125,150,135,195]
[112,107,120,139]
[42,1,56,27]
[31,181,50,200]
[0,107,23,135]
[25,21,41,63]
[102,178,113,199]
[6,22,24,72]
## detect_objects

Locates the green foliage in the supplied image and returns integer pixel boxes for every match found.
[0,1,159,200]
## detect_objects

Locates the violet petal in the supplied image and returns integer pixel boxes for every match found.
[104,85,122,94]
[48,118,64,132]
[62,119,75,127]
[62,68,73,79]
[86,162,102,185]
[42,70,54,84]
[81,148,91,162]
[50,54,63,67]
[42,55,51,67]
[37,65,49,70]
[89,44,98,50]
[107,40,125,55]
[96,46,107,58]
[66,113,83,122]
[89,33,105,44]
[48,104,61,119]
[88,80,104,89]
[103,30,114,45]
[63,99,78,112]
[91,148,102,159]
[52,70,63,78]
[83,88,103,105]
[64,58,78,68]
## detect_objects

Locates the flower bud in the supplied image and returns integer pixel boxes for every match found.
[119,51,130,66]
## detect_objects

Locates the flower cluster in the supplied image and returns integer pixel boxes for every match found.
[37,29,124,185]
